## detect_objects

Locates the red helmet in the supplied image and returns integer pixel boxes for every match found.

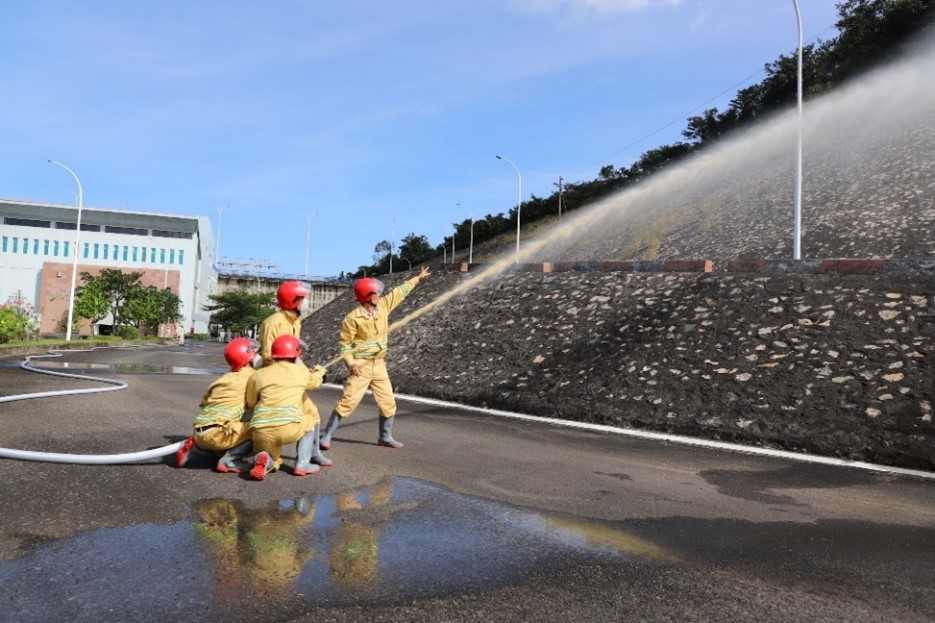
[353,278,384,303]
[277,281,310,311]
[271,335,304,360]
[224,337,258,371]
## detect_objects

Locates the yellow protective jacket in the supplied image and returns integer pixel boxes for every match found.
[193,366,254,427]
[245,360,325,429]
[339,276,420,367]
[259,309,301,367]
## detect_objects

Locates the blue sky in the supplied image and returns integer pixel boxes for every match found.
[0,0,842,279]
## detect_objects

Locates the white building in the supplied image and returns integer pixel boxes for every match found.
[1,198,215,337]
[0,198,350,339]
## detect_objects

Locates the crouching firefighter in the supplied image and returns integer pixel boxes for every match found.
[245,335,328,481]
[176,337,261,473]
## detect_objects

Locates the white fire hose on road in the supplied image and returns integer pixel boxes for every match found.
[0,349,184,464]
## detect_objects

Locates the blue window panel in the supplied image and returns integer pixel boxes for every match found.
[22,238,28,254]
[169,249,175,264]
[64,241,70,257]
[132,246,138,262]
[33,239,40,254]
[103,244,109,260]
[160,248,165,264]
[54,240,60,256]
[178,250,184,265]
[13,238,19,253]
[44,239,50,255]
[83,243,89,258]
[150,247,156,263]
[93,243,99,259]
[1,236,7,252]
[122,246,128,261]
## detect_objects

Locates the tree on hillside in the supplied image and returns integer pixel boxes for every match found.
[341,0,935,275]
[398,233,433,268]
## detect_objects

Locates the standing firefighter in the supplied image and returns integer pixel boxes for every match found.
[175,337,260,473]
[246,335,327,480]
[257,280,332,469]
[320,265,431,450]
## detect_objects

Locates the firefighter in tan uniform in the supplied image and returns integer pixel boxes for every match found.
[175,337,260,473]
[245,497,316,597]
[246,335,327,480]
[191,497,316,601]
[320,265,430,450]
[258,280,333,468]
[329,479,394,590]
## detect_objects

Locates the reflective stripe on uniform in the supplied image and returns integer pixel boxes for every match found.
[250,404,302,428]
[194,405,244,427]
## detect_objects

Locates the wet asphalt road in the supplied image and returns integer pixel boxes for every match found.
[0,342,934,623]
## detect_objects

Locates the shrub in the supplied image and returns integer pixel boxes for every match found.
[0,305,29,343]
[117,326,140,340]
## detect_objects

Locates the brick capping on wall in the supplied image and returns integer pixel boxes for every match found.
[443,259,935,276]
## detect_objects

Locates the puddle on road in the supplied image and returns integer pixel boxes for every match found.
[0,359,227,375]
[0,477,679,623]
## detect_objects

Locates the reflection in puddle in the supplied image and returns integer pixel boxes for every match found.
[0,478,680,623]
[11,360,227,375]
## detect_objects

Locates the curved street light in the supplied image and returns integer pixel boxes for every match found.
[792,0,803,260]
[46,159,83,341]
[457,203,474,264]
[496,155,522,261]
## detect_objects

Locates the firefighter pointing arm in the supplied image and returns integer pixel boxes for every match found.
[320,265,431,449]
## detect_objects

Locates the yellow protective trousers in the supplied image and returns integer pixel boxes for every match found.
[194,421,252,453]
[334,358,396,419]
[251,414,315,471]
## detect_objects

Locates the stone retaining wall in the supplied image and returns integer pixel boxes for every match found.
[302,262,935,472]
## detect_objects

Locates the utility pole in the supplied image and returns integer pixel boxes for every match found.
[558,176,564,220]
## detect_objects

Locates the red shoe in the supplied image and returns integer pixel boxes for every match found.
[214,462,241,475]
[249,452,271,481]
[175,438,195,468]
[377,439,404,449]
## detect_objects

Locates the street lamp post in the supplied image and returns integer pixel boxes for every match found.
[215,205,225,264]
[46,159,83,341]
[496,155,522,260]
[792,0,803,260]
[457,203,474,264]
[390,219,395,274]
